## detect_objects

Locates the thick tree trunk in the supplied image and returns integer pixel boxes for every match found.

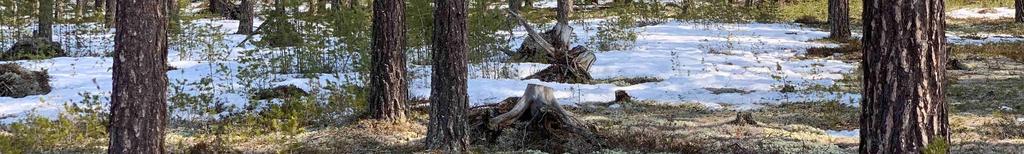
[236,0,254,34]
[367,0,408,122]
[827,0,849,40]
[105,0,115,27]
[209,0,239,19]
[108,0,169,153]
[37,0,54,40]
[860,0,949,153]
[426,0,470,151]
[1016,0,1023,23]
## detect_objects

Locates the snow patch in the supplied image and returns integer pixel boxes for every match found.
[948,7,1016,20]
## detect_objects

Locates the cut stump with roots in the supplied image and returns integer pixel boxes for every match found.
[506,9,596,84]
[468,84,604,151]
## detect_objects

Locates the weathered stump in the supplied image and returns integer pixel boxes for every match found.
[523,46,595,83]
[468,84,603,151]
[506,10,596,84]
[729,112,758,126]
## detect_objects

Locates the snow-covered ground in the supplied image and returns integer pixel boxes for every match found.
[826,129,859,138]
[948,7,1016,20]
[1,19,864,120]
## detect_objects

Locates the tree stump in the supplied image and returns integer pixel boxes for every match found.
[468,84,603,150]
[506,8,595,84]
[729,112,758,126]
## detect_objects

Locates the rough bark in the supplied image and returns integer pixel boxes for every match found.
[168,0,181,30]
[108,0,169,153]
[105,0,115,27]
[426,0,471,151]
[37,0,54,40]
[553,0,572,51]
[367,0,408,122]
[827,0,850,40]
[95,0,104,10]
[236,0,254,34]
[860,0,950,153]
[1017,0,1023,23]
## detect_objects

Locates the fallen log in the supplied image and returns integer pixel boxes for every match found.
[469,84,603,150]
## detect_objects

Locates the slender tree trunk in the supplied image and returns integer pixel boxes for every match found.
[37,0,54,40]
[237,0,254,34]
[1016,0,1023,23]
[860,0,949,153]
[553,0,573,51]
[95,0,104,11]
[168,0,180,31]
[108,0,169,152]
[426,0,470,151]
[78,0,86,17]
[349,0,358,9]
[828,0,849,40]
[105,0,115,27]
[367,0,408,122]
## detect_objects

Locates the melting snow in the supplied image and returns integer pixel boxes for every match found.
[948,7,1016,20]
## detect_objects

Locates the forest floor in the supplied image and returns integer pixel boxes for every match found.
[1,1,1023,153]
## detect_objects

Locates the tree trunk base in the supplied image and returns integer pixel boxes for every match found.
[468,84,604,152]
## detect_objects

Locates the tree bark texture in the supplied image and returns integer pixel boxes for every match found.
[426,0,471,151]
[105,0,116,27]
[860,0,949,153]
[828,0,850,40]
[554,0,573,51]
[1016,0,1023,22]
[37,0,54,40]
[368,0,408,122]
[237,0,254,34]
[108,0,169,153]
[95,0,105,10]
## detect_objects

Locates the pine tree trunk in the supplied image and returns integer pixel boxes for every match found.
[108,0,169,152]
[860,0,949,153]
[368,0,408,122]
[95,0,104,10]
[37,0,54,40]
[426,0,470,151]
[105,0,115,27]
[168,0,180,30]
[827,0,849,40]
[237,0,254,34]
[553,0,572,51]
[1016,0,1023,23]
